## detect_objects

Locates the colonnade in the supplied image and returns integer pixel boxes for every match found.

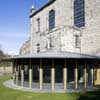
[14,59,96,91]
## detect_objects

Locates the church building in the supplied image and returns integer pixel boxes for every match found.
[12,0,100,92]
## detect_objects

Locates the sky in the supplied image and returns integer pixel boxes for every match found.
[0,0,48,55]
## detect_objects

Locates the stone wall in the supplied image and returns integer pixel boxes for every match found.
[28,0,100,56]
[30,0,81,54]
[81,0,100,56]
[20,39,31,55]
[0,66,12,75]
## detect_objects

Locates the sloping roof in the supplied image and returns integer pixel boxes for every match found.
[30,0,56,18]
[11,49,100,59]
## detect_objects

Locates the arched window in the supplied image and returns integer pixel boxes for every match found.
[49,10,55,30]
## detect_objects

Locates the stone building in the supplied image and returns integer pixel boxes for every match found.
[81,0,100,56]
[30,0,81,54]
[28,0,100,56]
[11,0,100,92]
[20,39,30,55]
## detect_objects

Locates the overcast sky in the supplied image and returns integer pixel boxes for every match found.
[0,0,48,55]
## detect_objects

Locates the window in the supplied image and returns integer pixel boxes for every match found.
[75,35,80,48]
[49,10,55,30]
[37,18,40,32]
[37,43,40,53]
[74,0,85,28]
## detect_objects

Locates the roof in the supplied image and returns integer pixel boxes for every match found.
[11,49,100,59]
[30,0,56,18]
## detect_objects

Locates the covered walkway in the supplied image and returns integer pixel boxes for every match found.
[9,50,100,91]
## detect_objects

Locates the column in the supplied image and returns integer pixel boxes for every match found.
[16,69,18,85]
[13,62,16,83]
[84,62,87,88]
[94,67,97,85]
[91,68,94,85]
[21,65,24,88]
[75,61,78,89]
[15,63,18,85]
[29,68,32,88]
[12,62,15,74]
[63,59,67,90]
[94,67,100,85]
[39,59,43,90]
[13,69,15,83]
[29,58,32,88]
[51,59,55,91]
[29,69,32,88]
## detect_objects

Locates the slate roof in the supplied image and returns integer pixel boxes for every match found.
[30,0,56,18]
[11,49,100,59]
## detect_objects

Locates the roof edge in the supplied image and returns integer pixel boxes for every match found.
[30,0,56,18]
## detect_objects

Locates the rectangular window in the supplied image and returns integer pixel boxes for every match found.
[37,18,40,32]
[75,35,80,48]
[74,0,85,28]
[49,10,55,30]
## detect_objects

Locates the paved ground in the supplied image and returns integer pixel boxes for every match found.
[3,80,98,93]
[4,80,67,93]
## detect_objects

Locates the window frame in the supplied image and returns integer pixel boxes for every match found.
[74,0,85,28]
[37,18,40,33]
[49,9,55,31]
[75,35,80,48]
[37,43,40,53]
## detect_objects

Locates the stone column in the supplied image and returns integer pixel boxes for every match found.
[63,59,67,90]
[29,58,32,88]
[16,69,18,85]
[94,67,97,85]
[51,59,55,91]
[12,62,15,74]
[21,65,24,88]
[13,62,16,83]
[84,63,87,88]
[29,68,32,88]
[75,61,78,89]
[91,68,94,85]
[15,62,18,85]
[39,59,43,90]
[13,70,15,83]
[94,67,100,85]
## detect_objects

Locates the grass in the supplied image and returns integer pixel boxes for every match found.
[0,75,100,100]
[0,75,79,100]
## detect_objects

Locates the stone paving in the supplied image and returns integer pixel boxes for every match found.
[4,80,67,93]
[3,80,99,93]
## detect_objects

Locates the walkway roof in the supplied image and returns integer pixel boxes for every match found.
[11,49,100,60]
